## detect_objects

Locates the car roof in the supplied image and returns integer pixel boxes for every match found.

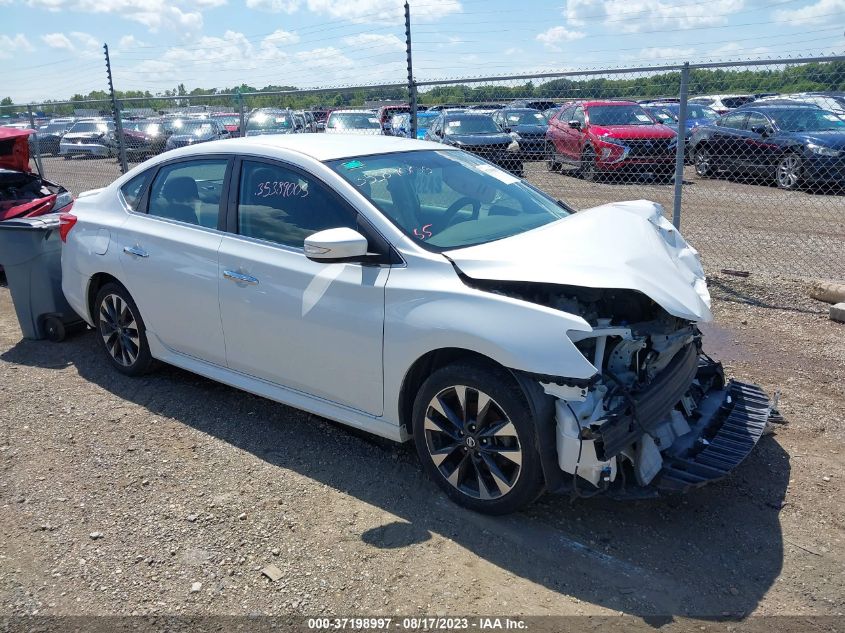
[171,133,449,161]
[580,100,639,106]
[736,101,821,110]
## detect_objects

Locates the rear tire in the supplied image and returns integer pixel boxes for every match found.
[412,362,544,515]
[93,283,154,376]
[694,146,713,178]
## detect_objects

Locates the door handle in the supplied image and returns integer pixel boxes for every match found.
[123,245,149,258]
[223,270,259,285]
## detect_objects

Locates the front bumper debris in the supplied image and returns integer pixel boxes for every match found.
[655,379,771,493]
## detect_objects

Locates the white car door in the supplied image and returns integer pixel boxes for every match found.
[117,157,231,366]
[217,157,392,416]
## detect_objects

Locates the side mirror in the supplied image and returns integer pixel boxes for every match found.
[304,227,369,262]
[568,120,581,129]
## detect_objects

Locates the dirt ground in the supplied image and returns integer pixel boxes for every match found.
[0,270,843,624]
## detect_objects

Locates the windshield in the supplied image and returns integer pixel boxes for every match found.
[768,109,845,132]
[444,116,501,135]
[660,104,717,120]
[212,115,239,126]
[328,150,569,251]
[42,123,69,133]
[247,112,292,133]
[503,111,548,125]
[587,105,655,126]
[69,121,111,134]
[326,112,381,130]
[128,121,163,135]
[170,120,215,136]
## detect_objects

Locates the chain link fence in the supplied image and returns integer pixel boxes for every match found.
[3,56,844,282]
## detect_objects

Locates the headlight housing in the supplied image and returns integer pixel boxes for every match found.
[508,131,522,141]
[806,142,841,157]
[507,140,520,153]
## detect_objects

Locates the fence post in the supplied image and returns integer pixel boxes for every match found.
[405,0,418,138]
[236,89,245,137]
[27,105,44,178]
[103,43,128,174]
[672,62,690,230]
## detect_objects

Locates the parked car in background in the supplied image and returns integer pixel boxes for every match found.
[390,113,410,137]
[244,109,297,137]
[211,113,241,137]
[60,134,768,514]
[468,103,505,110]
[426,104,463,112]
[377,104,410,135]
[164,119,228,151]
[324,110,383,135]
[756,92,845,118]
[298,110,317,133]
[425,111,523,176]
[509,99,559,111]
[31,119,74,155]
[689,102,845,190]
[292,111,308,134]
[688,94,755,115]
[59,119,116,159]
[546,100,677,181]
[0,127,73,221]
[491,108,549,157]
[121,120,169,160]
[311,108,329,132]
[641,102,719,158]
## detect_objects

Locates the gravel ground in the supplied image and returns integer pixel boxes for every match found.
[33,153,845,282]
[0,270,843,622]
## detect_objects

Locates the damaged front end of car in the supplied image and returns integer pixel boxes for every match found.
[476,280,771,499]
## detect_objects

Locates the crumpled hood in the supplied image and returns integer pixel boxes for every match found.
[446,200,712,323]
[0,127,33,173]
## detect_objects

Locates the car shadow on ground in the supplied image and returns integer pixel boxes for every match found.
[1,331,789,622]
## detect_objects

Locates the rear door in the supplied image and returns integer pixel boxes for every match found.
[217,157,391,416]
[117,156,231,365]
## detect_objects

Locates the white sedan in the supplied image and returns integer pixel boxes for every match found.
[60,134,770,514]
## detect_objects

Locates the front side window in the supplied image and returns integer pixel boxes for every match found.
[328,150,569,252]
[745,113,770,132]
[719,113,748,129]
[120,172,151,212]
[147,159,228,228]
[237,160,357,248]
[572,107,585,125]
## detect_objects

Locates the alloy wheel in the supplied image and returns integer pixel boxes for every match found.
[98,293,140,367]
[423,385,522,500]
[777,154,801,190]
[581,150,596,181]
[694,148,710,177]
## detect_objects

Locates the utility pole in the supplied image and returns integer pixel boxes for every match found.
[104,43,128,174]
[405,1,418,139]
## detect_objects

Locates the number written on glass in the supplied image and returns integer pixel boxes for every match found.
[255,181,309,198]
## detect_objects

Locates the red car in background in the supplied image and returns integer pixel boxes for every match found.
[1,127,73,222]
[211,113,241,137]
[546,100,677,181]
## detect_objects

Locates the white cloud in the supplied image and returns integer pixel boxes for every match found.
[118,34,146,49]
[41,32,75,49]
[342,33,405,51]
[26,0,211,31]
[637,46,695,60]
[0,34,34,59]
[773,0,845,25]
[246,0,300,12]
[305,0,461,23]
[565,0,743,32]
[710,42,772,58]
[536,26,586,50]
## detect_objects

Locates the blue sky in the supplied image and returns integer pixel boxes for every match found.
[2,0,843,102]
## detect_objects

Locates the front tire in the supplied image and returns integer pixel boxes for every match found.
[412,362,544,514]
[579,146,597,182]
[94,283,154,376]
[546,142,561,172]
[694,146,713,178]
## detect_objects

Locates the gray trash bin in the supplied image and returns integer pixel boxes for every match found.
[0,213,82,341]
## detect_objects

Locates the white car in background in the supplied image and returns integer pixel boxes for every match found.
[688,94,756,114]
[60,134,770,514]
[324,109,383,135]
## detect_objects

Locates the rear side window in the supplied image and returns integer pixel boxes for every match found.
[236,160,357,248]
[147,159,228,228]
[120,172,151,212]
[719,113,748,129]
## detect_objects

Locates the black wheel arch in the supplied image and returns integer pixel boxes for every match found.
[398,348,562,491]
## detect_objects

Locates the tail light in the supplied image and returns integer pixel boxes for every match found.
[59,212,77,243]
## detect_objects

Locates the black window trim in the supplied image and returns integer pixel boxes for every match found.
[225,155,401,266]
[135,153,234,233]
